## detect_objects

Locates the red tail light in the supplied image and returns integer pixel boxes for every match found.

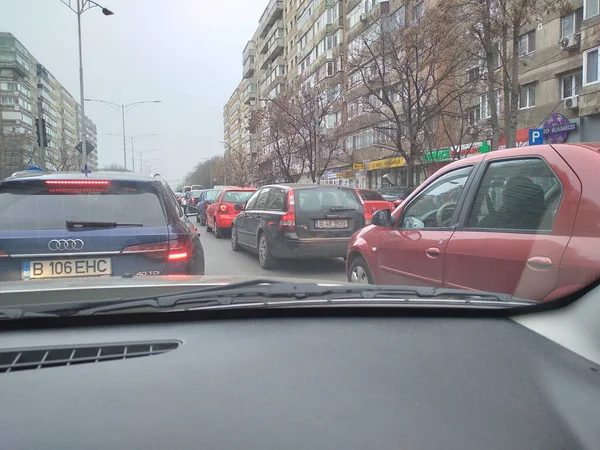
[279,189,296,231]
[219,203,228,213]
[45,180,110,186]
[0,250,8,258]
[122,238,192,261]
[45,180,110,193]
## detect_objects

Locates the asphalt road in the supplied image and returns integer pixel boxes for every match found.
[198,226,347,282]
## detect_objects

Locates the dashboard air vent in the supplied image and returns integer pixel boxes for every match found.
[0,341,181,373]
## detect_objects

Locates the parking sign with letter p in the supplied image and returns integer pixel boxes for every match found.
[529,128,544,146]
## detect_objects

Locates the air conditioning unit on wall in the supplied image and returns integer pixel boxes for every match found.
[564,96,579,110]
[559,34,580,51]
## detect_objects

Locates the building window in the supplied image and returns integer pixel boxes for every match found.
[561,72,582,99]
[347,4,362,28]
[584,0,599,19]
[584,47,600,86]
[327,61,335,76]
[518,30,536,56]
[480,91,501,118]
[467,66,480,83]
[480,94,491,118]
[468,106,480,125]
[561,8,583,38]
[519,83,536,109]
[413,2,424,23]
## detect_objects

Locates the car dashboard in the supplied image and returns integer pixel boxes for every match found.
[0,310,599,449]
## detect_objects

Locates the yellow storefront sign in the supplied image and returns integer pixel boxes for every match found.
[353,163,364,171]
[367,157,406,171]
[336,173,343,178]
[343,169,354,179]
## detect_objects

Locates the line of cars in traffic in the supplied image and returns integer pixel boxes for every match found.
[204,143,600,303]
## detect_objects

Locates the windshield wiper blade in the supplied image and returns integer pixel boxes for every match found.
[66,220,143,229]
[329,206,356,211]
[65,280,535,316]
[0,308,59,319]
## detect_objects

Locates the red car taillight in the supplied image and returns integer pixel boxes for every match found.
[122,238,192,261]
[279,189,296,231]
[219,203,228,213]
[0,250,8,257]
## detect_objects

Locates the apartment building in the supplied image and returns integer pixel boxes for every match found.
[225,0,599,189]
[0,32,98,174]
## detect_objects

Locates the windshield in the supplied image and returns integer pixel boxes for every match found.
[0,1,596,318]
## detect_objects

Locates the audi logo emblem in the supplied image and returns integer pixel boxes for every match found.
[48,239,85,251]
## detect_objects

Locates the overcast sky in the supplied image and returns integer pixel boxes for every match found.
[1,0,265,184]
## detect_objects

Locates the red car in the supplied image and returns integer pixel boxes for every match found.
[206,187,256,238]
[355,189,395,225]
[346,143,600,302]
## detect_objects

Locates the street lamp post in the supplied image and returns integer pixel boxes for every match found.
[219,141,232,185]
[85,99,161,170]
[61,0,114,171]
[107,133,156,171]
[137,149,159,172]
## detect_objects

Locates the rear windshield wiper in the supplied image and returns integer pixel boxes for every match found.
[328,206,356,211]
[66,220,143,229]
[16,280,537,317]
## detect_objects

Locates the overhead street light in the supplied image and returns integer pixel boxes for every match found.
[136,149,159,172]
[60,0,114,171]
[86,99,161,170]
[107,133,157,171]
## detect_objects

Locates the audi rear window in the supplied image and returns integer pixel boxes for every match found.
[0,180,167,230]
[296,188,361,212]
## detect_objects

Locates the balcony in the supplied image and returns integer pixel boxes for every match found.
[0,56,29,78]
[267,74,285,95]
[243,40,255,63]
[242,80,256,105]
[243,56,255,79]
[260,38,284,69]
[260,20,283,53]
[259,0,283,38]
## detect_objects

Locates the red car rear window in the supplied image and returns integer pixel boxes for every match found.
[359,189,386,201]
[221,191,255,203]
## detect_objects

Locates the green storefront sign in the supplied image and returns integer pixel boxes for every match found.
[424,141,491,162]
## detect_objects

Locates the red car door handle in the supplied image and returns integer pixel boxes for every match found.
[426,247,440,257]
[527,256,553,270]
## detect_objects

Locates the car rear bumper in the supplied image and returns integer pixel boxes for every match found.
[270,236,349,259]
[215,216,235,229]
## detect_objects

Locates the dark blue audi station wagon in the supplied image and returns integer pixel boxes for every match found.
[0,170,205,282]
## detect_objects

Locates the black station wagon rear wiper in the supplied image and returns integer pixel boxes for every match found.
[66,220,143,229]
[328,206,356,211]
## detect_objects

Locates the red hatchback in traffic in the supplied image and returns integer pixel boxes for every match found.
[206,188,256,238]
[355,189,395,225]
[346,143,600,302]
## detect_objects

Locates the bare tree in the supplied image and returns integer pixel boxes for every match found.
[184,155,225,188]
[100,163,129,171]
[0,131,38,178]
[264,82,344,184]
[223,145,255,187]
[460,0,570,149]
[347,0,468,185]
[46,146,82,171]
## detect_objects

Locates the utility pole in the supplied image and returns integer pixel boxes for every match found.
[121,104,127,169]
[76,0,88,170]
[315,99,320,185]
[36,101,47,170]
